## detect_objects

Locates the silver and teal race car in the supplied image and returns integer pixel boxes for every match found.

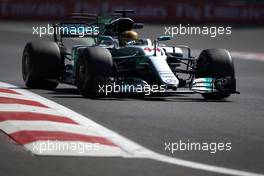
[22,10,238,99]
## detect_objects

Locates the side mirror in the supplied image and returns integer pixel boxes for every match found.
[157,36,171,41]
[133,23,144,29]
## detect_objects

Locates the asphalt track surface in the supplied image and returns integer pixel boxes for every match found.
[0,22,264,176]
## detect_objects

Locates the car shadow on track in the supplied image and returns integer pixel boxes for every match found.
[45,88,232,103]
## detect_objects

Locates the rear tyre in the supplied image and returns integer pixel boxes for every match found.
[76,47,113,98]
[22,42,61,90]
[196,49,235,100]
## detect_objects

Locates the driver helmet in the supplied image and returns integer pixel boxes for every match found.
[120,30,139,46]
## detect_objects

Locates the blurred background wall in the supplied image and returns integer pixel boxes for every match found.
[0,0,264,24]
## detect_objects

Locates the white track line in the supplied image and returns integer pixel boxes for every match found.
[0,92,36,101]
[0,104,65,116]
[231,51,264,62]
[0,81,263,176]
[0,120,100,136]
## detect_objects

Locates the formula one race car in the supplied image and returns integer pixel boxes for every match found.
[22,10,238,100]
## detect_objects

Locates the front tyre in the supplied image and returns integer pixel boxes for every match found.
[196,49,235,100]
[76,47,113,98]
[22,42,61,90]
